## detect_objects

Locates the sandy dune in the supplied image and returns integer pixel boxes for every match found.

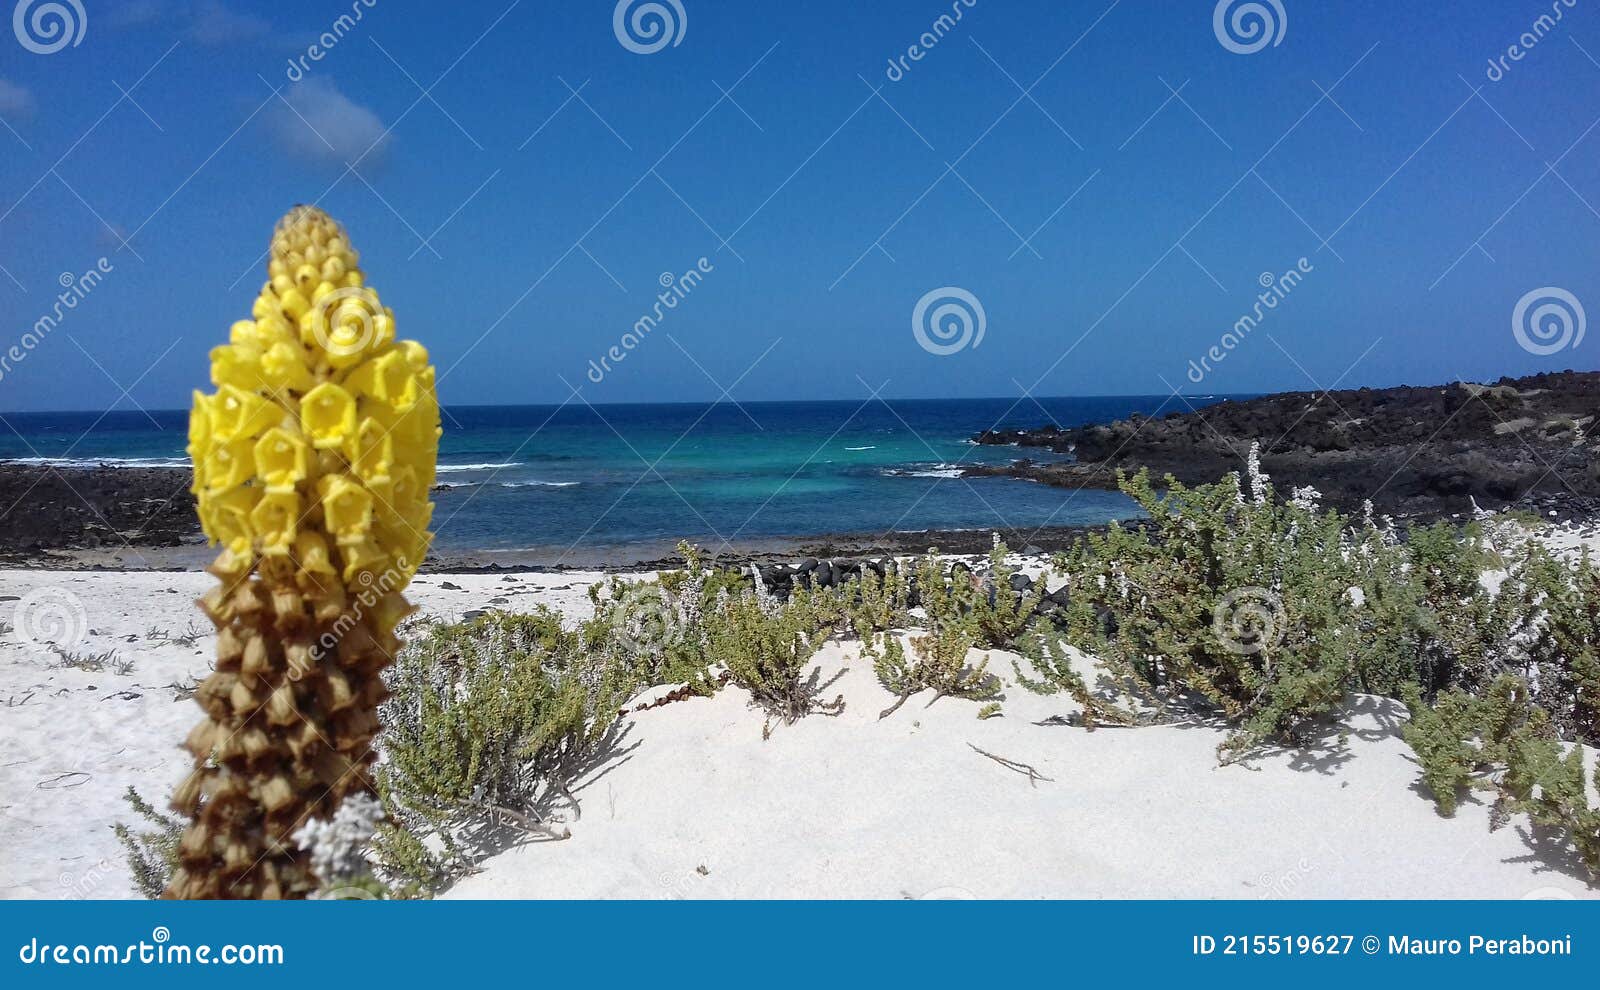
[1,560,1595,900]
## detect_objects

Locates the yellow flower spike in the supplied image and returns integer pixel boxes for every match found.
[292,263,320,293]
[198,484,258,547]
[259,341,314,393]
[254,315,295,346]
[352,417,394,485]
[172,206,437,900]
[187,391,212,495]
[293,531,337,575]
[396,339,430,371]
[338,538,389,586]
[229,320,259,347]
[376,463,417,527]
[249,491,300,556]
[345,348,412,405]
[318,473,374,545]
[300,382,357,449]
[209,344,263,391]
[211,539,255,580]
[210,384,281,441]
[188,391,213,449]
[203,434,255,493]
[253,427,309,493]
[278,287,311,320]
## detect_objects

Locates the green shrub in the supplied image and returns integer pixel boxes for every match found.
[873,626,999,719]
[841,566,912,641]
[703,588,844,737]
[1052,458,1365,756]
[1047,449,1553,760]
[1013,618,1136,729]
[374,610,632,892]
[1403,674,1600,878]
[112,786,183,900]
[913,541,1042,649]
[1526,551,1600,746]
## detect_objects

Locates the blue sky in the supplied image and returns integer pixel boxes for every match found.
[0,0,1595,412]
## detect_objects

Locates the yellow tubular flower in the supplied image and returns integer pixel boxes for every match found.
[167,205,440,900]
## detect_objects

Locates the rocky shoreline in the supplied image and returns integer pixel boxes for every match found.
[0,459,1104,571]
[970,370,1600,523]
[5,370,1595,569]
[0,465,197,564]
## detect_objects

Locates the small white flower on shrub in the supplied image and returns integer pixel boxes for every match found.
[294,793,384,885]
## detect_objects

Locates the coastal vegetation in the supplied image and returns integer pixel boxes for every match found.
[122,445,1600,896]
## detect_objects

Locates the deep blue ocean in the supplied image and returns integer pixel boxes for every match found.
[0,396,1233,553]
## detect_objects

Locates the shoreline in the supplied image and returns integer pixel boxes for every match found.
[969,371,1600,523]
[11,523,1113,573]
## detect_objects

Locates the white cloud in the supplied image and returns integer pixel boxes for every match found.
[188,1,269,45]
[105,0,164,29]
[269,78,390,167]
[108,2,269,45]
[0,79,34,118]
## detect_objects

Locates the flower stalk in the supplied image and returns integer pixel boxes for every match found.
[165,206,439,899]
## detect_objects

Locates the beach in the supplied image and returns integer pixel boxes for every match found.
[5,532,1597,900]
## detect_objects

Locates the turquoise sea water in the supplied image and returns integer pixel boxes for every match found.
[0,396,1233,552]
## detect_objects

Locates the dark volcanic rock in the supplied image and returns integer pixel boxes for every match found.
[0,464,199,558]
[970,371,1600,522]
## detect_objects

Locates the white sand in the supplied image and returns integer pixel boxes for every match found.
[448,647,1596,900]
[2,543,1597,900]
[0,569,605,900]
